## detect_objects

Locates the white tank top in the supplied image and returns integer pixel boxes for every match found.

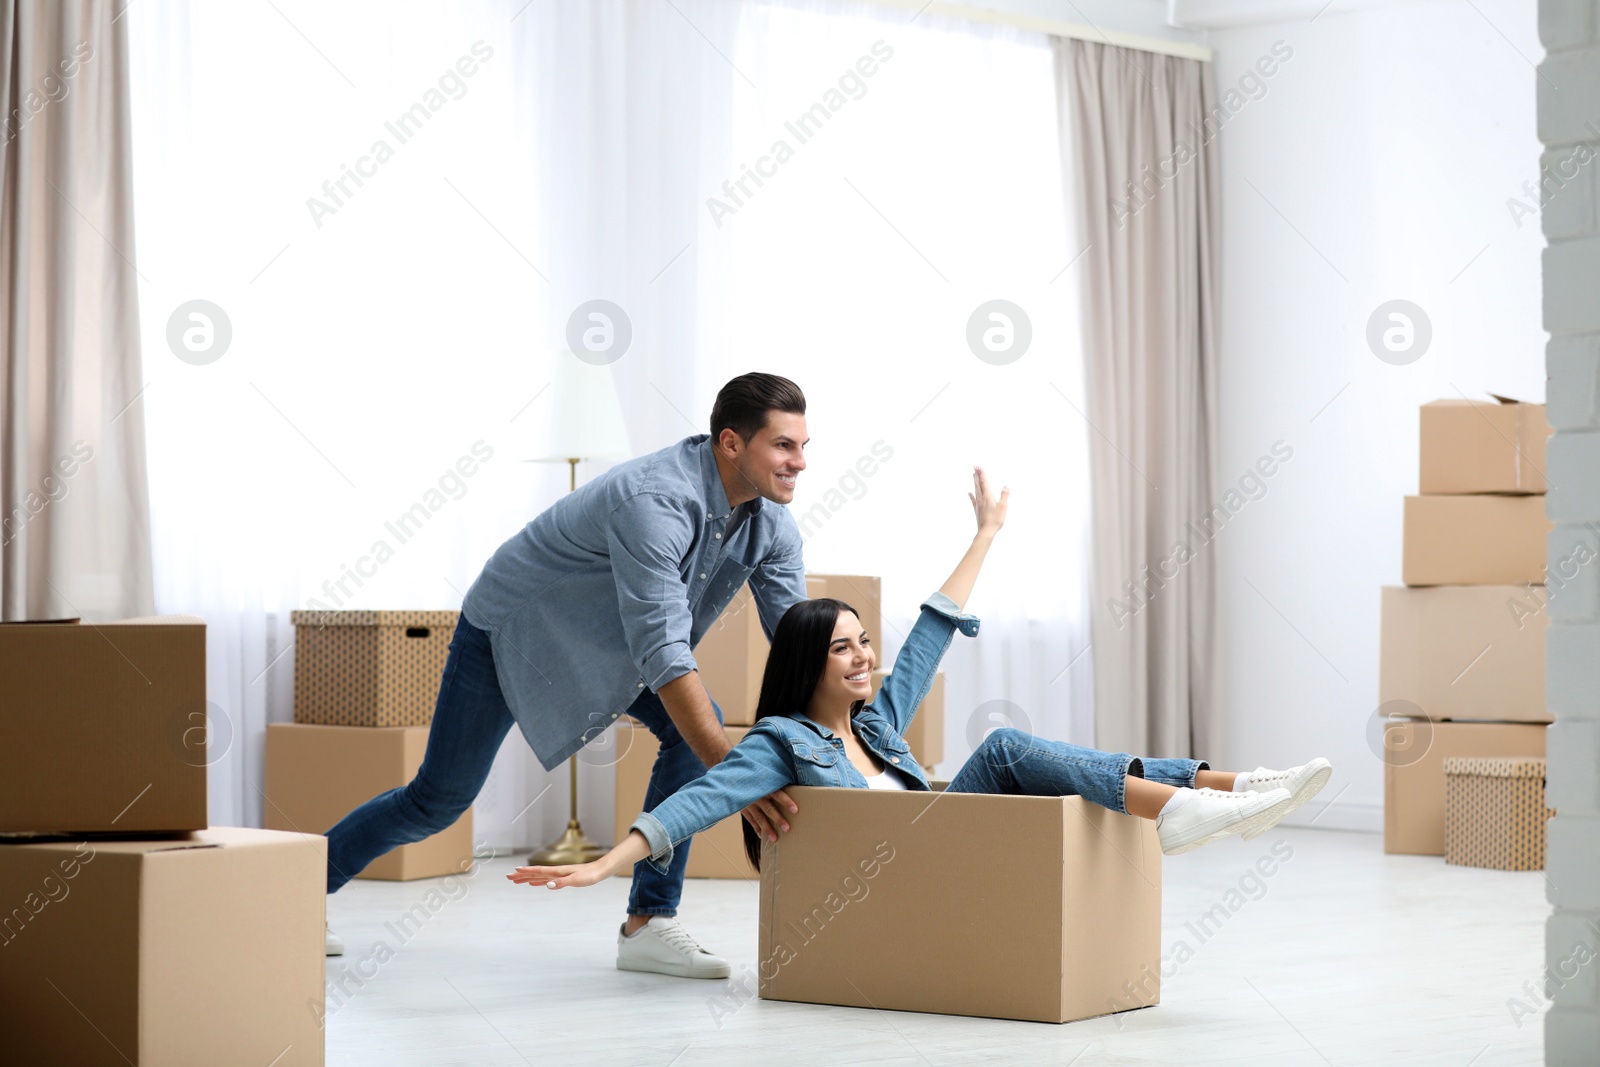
[865,765,910,790]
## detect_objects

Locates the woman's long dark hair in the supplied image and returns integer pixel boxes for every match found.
[740,597,864,872]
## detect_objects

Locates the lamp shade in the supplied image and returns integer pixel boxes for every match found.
[527,352,633,462]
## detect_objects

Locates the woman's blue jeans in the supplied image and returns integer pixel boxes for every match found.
[945,727,1208,811]
[323,615,707,917]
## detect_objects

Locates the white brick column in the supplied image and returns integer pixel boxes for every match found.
[1541,2,1600,1062]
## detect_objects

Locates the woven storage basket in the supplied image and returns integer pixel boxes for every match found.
[289,610,458,727]
[1442,756,1552,871]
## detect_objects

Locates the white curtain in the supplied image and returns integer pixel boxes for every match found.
[2,0,154,622]
[719,0,1096,767]
[1059,38,1222,760]
[126,0,562,842]
[125,0,1094,843]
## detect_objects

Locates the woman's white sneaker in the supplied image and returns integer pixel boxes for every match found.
[1157,786,1294,856]
[1237,758,1333,839]
[616,917,730,979]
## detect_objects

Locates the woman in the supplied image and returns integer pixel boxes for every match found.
[510,468,1331,897]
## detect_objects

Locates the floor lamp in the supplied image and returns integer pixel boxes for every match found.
[525,355,631,866]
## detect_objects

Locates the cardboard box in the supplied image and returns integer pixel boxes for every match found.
[263,723,472,880]
[869,668,945,767]
[1420,397,1549,495]
[1444,757,1552,870]
[0,616,208,836]
[758,787,1161,1023]
[693,588,765,726]
[806,573,884,654]
[0,827,325,1065]
[1383,720,1547,854]
[1379,586,1550,723]
[613,723,754,879]
[1402,495,1551,586]
[289,610,457,727]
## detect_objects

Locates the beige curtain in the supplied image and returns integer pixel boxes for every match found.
[1,0,152,621]
[1057,38,1221,759]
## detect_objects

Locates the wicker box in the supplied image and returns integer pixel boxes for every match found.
[1443,756,1553,871]
[289,610,457,727]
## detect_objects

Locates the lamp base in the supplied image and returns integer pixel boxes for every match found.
[528,820,609,866]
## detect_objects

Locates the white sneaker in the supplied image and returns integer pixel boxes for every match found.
[1238,758,1333,839]
[616,917,730,980]
[325,922,344,957]
[1157,787,1294,856]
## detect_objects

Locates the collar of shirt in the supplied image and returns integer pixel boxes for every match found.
[697,435,763,527]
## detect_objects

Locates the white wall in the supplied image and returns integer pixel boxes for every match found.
[1202,0,1547,829]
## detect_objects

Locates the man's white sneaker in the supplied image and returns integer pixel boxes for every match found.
[616,917,730,979]
[1238,758,1333,839]
[1157,787,1294,856]
[325,922,344,957]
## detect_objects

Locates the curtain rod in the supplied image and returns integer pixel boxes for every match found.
[857,0,1213,61]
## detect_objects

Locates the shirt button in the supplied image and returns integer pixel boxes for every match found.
[715,533,722,539]
[891,756,901,764]
[636,683,644,689]
[700,573,707,580]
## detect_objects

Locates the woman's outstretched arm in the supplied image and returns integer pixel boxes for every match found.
[938,467,1008,611]
[508,725,797,891]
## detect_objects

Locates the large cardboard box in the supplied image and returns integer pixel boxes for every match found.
[0,827,325,1065]
[1420,398,1549,495]
[1383,720,1547,854]
[290,610,457,727]
[613,723,754,879]
[1378,585,1550,723]
[758,787,1161,1023]
[263,723,472,880]
[1402,495,1551,586]
[869,668,945,767]
[0,616,208,836]
[1444,756,1552,871]
[693,588,765,726]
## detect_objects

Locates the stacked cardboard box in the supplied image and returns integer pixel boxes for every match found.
[0,618,326,1063]
[1382,398,1554,856]
[264,611,471,880]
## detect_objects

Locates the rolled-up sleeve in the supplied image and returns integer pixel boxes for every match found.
[606,493,698,690]
[920,591,981,636]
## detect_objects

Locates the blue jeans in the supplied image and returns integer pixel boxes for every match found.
[324,616,710,917]
[945,728,1207,812]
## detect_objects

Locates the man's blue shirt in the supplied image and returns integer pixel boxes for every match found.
[462,434,807,769]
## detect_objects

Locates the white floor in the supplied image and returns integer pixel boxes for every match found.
[324,828,1546,1066]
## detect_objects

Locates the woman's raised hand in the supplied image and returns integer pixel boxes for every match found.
[968,466,1009,536]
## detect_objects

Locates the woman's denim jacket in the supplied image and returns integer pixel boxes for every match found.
[630,591,980,872]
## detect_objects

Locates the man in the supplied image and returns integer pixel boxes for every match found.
[322,372,810,978]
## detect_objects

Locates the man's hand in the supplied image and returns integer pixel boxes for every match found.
[741,787,798,843]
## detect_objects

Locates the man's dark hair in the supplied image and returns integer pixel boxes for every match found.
[740,596,863,872]
[709,373,805,446]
